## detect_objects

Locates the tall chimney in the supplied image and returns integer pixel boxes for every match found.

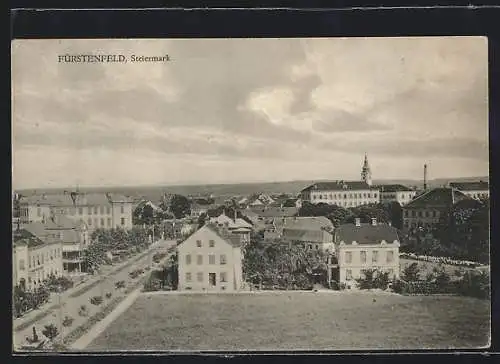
[424,164,428,191]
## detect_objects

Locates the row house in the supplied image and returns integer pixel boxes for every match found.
[177,223,245,292]
[300,181,380,208]
[18,192,134,232]
[334,218,400,288]
[402,187,470,231]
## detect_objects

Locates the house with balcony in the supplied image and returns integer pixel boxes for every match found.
[334,218,400,288]
[177,223,245,292]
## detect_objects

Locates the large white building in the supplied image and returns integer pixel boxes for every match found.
[177,224,245,292]
[300,181,380,208]
[377,184,417,206]
[334,218,400,288]
[449,181,489,200]
[300,154,381,208]
[18,192,134,232]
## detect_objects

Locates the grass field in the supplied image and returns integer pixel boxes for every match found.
[86,291,490,351]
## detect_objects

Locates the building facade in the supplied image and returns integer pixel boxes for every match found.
[177,224,244,292]
[13,230,64,291]
[334,218,400,288]
[377,184,417,206]
[449,181,489,200]
[18,192,134,231]
[300,181,380,208]
[402,188,470,231]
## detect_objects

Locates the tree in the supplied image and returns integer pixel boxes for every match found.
[401,262,421,282]
[282,199,297,208]
[169,195,191,219]
[298,202,352,227]
[384,202,403,229]
[346,203,390,224]
[42,324,59,341]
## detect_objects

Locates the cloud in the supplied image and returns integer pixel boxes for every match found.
[11,37,489,188]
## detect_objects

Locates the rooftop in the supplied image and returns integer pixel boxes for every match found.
[19,192,133,207]
[280,216,333,231]
[404,187,470,209]
[449,181,489,191]
[376,184,415,193]
[248,206,299,218]
[204,223,244,248]
[301,181,377,192]
[283,228,332,244]
[335,222,399,245]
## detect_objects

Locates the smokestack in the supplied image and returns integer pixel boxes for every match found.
[424,164,428,191]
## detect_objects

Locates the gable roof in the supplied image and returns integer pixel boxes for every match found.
[403,187,470,209]
[376,184,415,193]
[301,181,377,192]
[283,228,332,243]
[281,216,333,231]
[178,224,243,249]
[335,223,399,245]
[449,181,489,191]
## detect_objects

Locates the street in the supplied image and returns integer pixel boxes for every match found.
[14,239,176,350]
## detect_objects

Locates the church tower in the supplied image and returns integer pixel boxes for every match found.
[361,153,372,186]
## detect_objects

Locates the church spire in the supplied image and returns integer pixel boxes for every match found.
[361,153,372,186]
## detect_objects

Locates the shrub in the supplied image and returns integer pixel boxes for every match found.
[78,305,89,317]
[90,296,103,306]
[115,280,126,289]
[42,323,59,341]
[356,269,391,290]
[456,270,490,299]
[105,292,112,299]
[62,315,74,327]
[401,262,421,282]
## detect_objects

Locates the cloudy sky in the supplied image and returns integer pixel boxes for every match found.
[12,37,488,189]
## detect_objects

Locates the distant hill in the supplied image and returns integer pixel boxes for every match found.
[15,176,488,202]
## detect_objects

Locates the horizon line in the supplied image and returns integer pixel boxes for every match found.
[13,175,489,192]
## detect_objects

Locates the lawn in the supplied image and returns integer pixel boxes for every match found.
[86,291,490,351]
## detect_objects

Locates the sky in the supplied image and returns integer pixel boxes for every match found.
[12,37,489,190]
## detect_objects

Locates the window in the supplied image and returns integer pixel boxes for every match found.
[387,251,394,264]
[78,207,83,215]
[94,206,98,214]
[121,205,125,214]
[100,206,104,214]
[32,256,35,267]
[41,254,44,264]
[89,207,92,215]
[196,240,202,247]
[209,240,215,247]
[346,269,352,281]
[344,194,347,199]
[107,218,112,227]
[374,193,378,199]
[220,272,227,282]
[185,254,191,265]
[360,251,367,263]
[309,244,313,250]
[185,272,192,282]
[100,218,105,226]
[220,254,227,265]
[197,255,203,265]
[121,217,125,226]
[372,250,379,263]
[209,254,216,265]
[19,259,25,270]
[418,211,423,218]
[94,218,98,227]
[345,251,352,264]
[363,193,367,198]
[367,193,371,198]
[106,206,111,214]
[37,207,41,217]
[197,272,203,282]
[412,211,416,217]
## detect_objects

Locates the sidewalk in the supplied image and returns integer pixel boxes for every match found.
[13,241,160,332]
